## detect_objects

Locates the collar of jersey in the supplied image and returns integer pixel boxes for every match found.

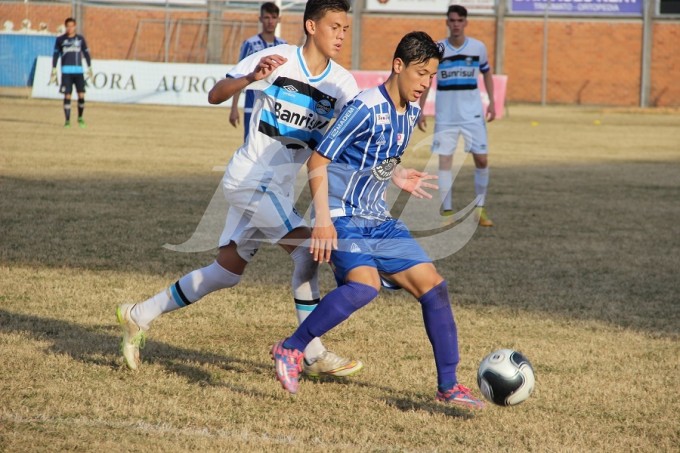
[297,47,332,83]
[378,83,409,116]
[445,37,469,54]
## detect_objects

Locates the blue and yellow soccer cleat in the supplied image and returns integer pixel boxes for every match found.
[271,340,304,394]
[116,303,147,371]
[303,350,364,378]
[436,383,486,410]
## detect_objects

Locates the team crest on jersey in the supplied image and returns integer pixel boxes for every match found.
[372,157,401,181]
[397,133,404,146]
[376,113,390,125]
[315,98,332,115]
[465,56,474,66]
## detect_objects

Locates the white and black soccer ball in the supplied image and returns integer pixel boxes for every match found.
[477,349,535,406]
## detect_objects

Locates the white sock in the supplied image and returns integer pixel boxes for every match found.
[474,167,489,207]
[438,170,453,211]
[290,246,325,361]
[131,261,241,328]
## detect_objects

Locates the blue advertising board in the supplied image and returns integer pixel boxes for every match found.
[510,0,643,15]
[0,34,56,86]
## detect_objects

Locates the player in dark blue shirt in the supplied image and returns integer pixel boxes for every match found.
[51,17,92,128]
[271,31,486,410]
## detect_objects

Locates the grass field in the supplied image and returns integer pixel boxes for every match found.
[1,90,679,451]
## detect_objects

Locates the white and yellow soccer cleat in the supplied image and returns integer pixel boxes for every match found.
[115,303,147,370]
[476,207,494,227]
[303,350,364,378]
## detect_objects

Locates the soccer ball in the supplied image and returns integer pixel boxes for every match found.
[477,349,535,406]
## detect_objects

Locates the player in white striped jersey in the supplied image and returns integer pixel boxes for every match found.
[116,0,362,379]
[418,4,496,227]
[230,2,287,140]
[272,32,485,409]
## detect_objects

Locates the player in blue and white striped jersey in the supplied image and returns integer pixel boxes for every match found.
[272,32,486,409]
[229,2,287,140]
[418,4,496,227]
[117,0,362,380]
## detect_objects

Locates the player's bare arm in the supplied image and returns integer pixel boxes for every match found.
[208,54,287,104]
[391,165,438,199]
[307,151,336,263]
[483,70,496,122]
[229,90,241,127]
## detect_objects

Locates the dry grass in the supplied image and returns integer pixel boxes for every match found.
[1,90,679,451]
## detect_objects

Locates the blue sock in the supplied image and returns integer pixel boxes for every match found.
[284,281,378,352]
[419,281,459,389]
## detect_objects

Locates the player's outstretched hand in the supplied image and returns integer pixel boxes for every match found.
[49,68,58,85]
[229,107,240,128]
[417,116,428,132]
[251,54,287,82]
[310,221,337,263]
[392,167,438,199]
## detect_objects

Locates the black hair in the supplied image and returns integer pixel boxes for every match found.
[447,4,468,17]
[260,2,280,16]
[303,0,350,36]
[393,31,443,67]
[64,17,76,26]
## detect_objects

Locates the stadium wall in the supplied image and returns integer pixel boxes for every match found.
[1,2,678,106]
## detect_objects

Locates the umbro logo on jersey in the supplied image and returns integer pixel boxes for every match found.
[375,133,387,146]
[350,243,362,253]
[376,113,390,125]
[283,85,298,93]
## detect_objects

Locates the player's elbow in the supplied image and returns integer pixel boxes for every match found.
[207,90,222,105]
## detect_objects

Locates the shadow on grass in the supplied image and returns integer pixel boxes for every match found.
[385,397,475,419]
[0,308,272,389]
[1,158,679,337]
[2,309,453,410]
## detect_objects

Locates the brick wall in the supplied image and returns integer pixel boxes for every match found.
[1,2,678,106]
[651,22,680,107]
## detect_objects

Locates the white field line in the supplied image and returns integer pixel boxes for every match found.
[0,412,359,449]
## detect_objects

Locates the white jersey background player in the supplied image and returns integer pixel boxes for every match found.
[116,0,363,379]
[418,4,496,227]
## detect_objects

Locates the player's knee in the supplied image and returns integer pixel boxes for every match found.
[473,154,488,168]
[439,155,453,170]
[343,281,379,310]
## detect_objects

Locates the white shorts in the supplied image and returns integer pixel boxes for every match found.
[431,119,488,155]
[219,183,306,262]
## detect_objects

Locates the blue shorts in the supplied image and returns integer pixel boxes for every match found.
[330,216,432,284]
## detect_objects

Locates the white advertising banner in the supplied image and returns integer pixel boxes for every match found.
[365,0,495,14]
[32,56,236,107]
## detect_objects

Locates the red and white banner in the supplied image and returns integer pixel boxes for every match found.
[352,70,508,119]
